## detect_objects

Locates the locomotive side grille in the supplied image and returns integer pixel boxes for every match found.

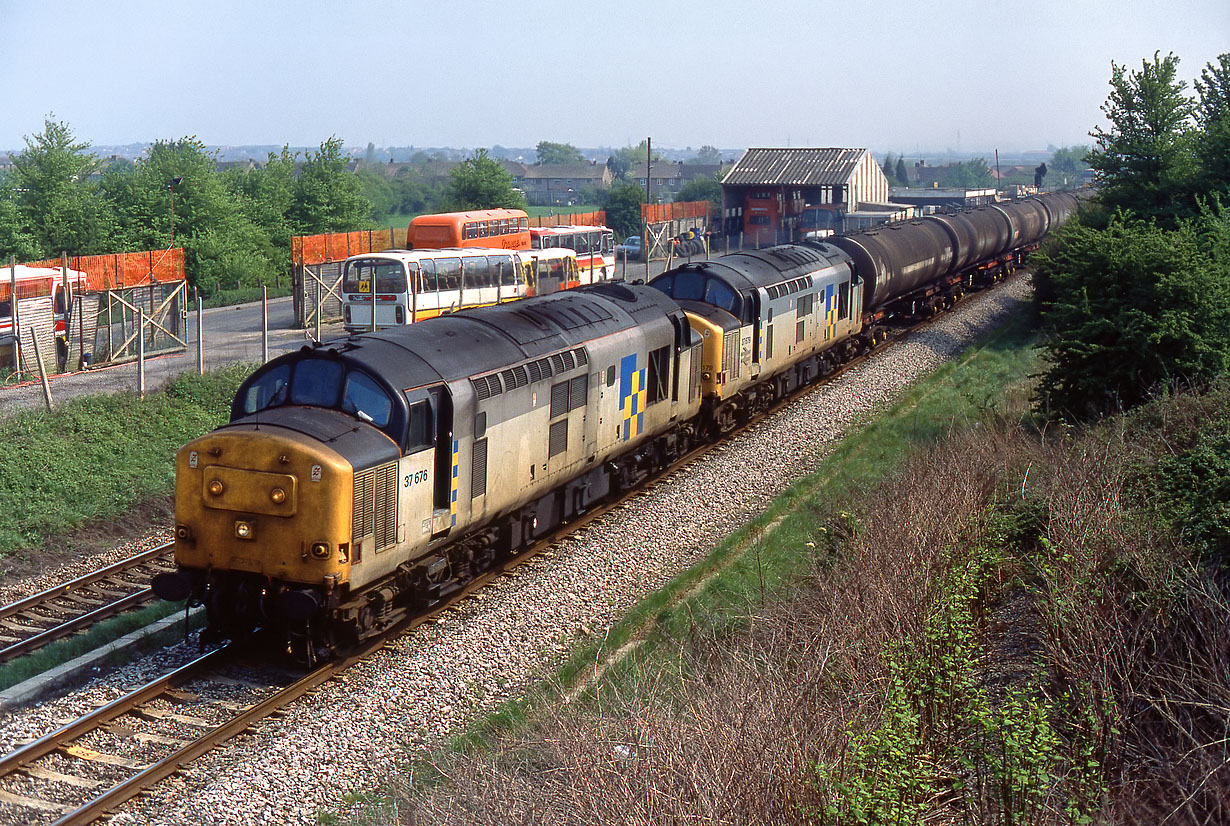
[471,438,488,498]
[528,361,544,383]
[472,376,493,401]
[551,353,567,374]
[723,331,740,378]
[353,461,399,552]
[373,462,398,551]
[550,381,570,418]
[548,420,568,457]
[569,374,588,411]
[353,470,375,540]
[574,347,588,365]
[561,351,576,371]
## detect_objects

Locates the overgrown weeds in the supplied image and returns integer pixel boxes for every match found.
[372,380,1228,824]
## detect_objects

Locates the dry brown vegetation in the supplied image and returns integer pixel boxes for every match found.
[383,387,1229,825]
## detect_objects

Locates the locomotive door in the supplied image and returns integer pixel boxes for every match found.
[429,386,455,536]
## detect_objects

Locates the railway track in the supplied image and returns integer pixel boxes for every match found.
[0,545,175,665]
[0,503,629,826]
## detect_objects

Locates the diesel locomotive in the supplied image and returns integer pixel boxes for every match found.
[153,190,1087,661]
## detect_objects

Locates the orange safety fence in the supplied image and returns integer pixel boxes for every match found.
[528,210,607,228]
[292,227,405,266]
[642,201,713,223]
[15,248,185,294]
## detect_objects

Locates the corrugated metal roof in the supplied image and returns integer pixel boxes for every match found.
[721,148,868,186]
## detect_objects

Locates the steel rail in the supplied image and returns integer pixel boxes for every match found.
[0,543,172,664]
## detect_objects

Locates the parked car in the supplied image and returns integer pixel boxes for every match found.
[615,236,643,260]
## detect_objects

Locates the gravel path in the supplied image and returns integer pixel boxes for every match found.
[0,276,1032,826]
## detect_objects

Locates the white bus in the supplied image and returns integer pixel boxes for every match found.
[529,225,616,281]
[340,247,597,333]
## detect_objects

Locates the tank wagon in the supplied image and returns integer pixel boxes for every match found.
[154,190,1088,661]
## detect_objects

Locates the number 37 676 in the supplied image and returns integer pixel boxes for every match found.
[404,470,429,487]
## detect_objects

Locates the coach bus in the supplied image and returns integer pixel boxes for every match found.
[529,224,615,281]
[0,264,86,346]
[341,247,596,333]
[406,208,530,251]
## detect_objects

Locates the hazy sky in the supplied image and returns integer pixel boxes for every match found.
[2,0,1227,156]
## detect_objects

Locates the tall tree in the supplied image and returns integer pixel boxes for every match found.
[1048,145,1091,188]
[0,172,40,261]
[226,146,298,250]
[535,141,585,165]
[602,181,646,238]
[1193,53,1230,195]
[11,119,116,256]
[691,145,722,165]
[895,157,910,187]
[881,152,895,180]
[675,174,722,211]
[290,137,370,234]
[1087,52,1196,225]
[949,158,994,188]
[442,149,526,211]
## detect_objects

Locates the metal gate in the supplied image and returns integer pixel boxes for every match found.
[84,282,188,365]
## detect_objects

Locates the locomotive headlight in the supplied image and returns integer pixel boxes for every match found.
[208,480,224,496]
[270,487,286,504]
[175,524,193,541]
[234,520,254,540]
[310,542,330,559]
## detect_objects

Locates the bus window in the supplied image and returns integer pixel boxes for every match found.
[437,258,462,290]
[464,222,478,240]
[343,259,407,294]
[467,256,491,288]
[519,217,528,231]
[478,221,489,238]
[499,219,510,235]
[406,262,420,293]
[497,255,518,286]
[420,259,438,292]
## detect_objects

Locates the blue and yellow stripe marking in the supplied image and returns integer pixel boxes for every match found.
[619,353,646,441]
[450,439,459,525]
[823,283,838,341]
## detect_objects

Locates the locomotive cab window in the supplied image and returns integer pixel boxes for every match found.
[238,359,396,433]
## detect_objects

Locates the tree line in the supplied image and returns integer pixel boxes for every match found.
[1033,51,1230,421]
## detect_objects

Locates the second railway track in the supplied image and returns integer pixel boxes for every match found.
[0,545,176,666]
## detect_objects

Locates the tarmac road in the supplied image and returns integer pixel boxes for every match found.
[0,296,346,417]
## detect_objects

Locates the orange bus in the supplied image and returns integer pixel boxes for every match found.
[406,208,530,251]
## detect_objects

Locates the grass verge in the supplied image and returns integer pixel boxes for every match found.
[0,364,253,569]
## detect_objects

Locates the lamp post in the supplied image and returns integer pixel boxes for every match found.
[169,176,183,247]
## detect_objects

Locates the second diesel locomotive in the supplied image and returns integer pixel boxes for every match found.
[153,191,1087,661]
